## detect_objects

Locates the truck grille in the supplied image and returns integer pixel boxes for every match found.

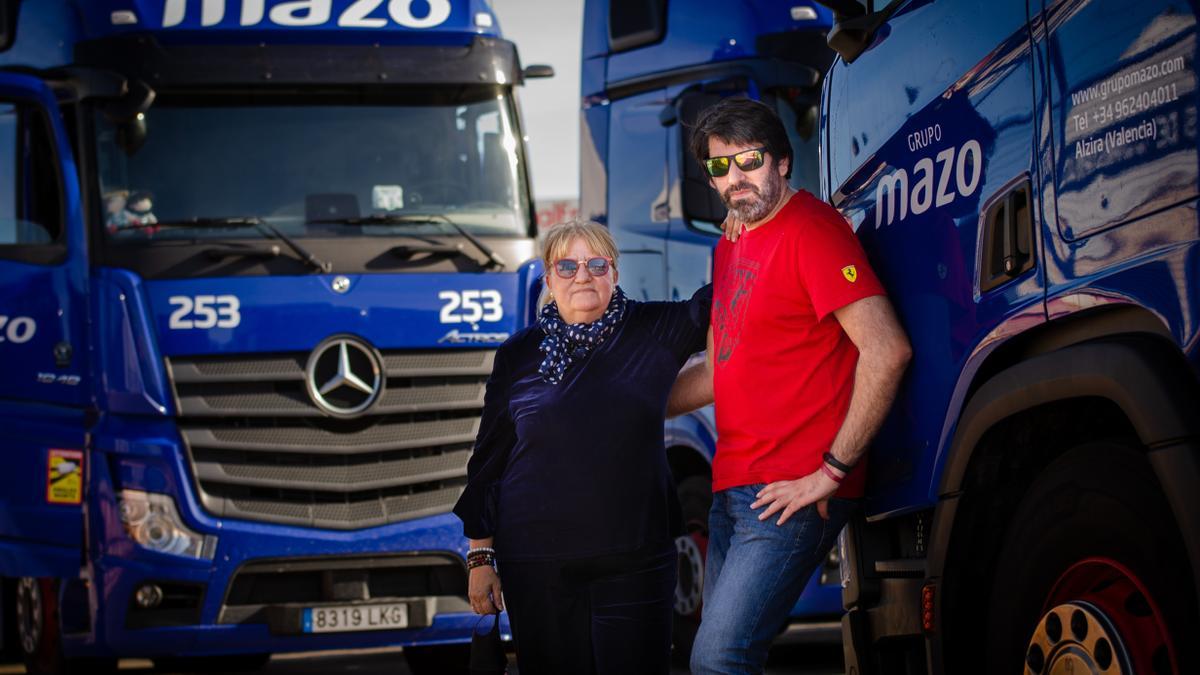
[217,554,470,627]
[166,349,494,530]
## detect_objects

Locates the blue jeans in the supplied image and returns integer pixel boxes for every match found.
[690,484,855,675]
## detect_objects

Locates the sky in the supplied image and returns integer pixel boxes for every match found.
[491,0,585,202]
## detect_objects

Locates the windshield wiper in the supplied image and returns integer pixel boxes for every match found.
[204,242,282,261]
[135,217,332,273]
[312,213,506,270]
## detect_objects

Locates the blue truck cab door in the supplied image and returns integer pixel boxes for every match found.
[0,72,91,579]
[605,86,672,301]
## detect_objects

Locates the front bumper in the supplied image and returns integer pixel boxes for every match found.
[74,438,489,659]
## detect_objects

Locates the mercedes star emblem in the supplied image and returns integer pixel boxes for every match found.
[331,276,351,293]
[305,336,385,418]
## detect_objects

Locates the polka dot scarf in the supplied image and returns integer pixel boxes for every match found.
[538,286,629,385]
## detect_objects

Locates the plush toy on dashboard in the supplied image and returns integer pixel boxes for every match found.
[124,191,158,229]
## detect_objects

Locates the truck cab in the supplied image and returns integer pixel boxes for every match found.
[0,1,547,672]
[816,0,1200,672]
[580,0,847,658]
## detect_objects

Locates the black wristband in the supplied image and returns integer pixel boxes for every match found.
[823,451,854,474]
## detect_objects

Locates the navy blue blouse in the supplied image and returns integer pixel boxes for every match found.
[453,285,711,561]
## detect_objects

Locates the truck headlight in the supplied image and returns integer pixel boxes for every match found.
[118,490,216,560]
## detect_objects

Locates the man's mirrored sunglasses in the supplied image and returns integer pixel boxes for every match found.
[553,256,612,279]
[703,147,767,177]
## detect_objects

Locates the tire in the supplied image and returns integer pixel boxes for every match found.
[15,577,116,675]
[672,474,712,665]
[403,643,470,675]
[153,654,271,672]
[981,442,1198,675]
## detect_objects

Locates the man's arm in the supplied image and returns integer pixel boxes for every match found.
[667,327,715,417]
[826,294,912,468]
[752,295,911,523]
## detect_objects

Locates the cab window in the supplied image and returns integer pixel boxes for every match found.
[0,101,66,264]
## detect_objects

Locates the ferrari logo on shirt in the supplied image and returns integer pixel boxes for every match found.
[842,265,858,283]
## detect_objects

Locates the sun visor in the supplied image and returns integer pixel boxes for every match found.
[73,34,523,87]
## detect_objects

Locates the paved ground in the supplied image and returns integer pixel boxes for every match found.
[0,643,844,674]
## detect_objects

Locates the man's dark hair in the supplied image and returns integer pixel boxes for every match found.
[688,96,793,179]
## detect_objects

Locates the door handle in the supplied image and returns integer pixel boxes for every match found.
[980,179,1034,292]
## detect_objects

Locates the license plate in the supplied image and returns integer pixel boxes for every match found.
[303,603,409,633]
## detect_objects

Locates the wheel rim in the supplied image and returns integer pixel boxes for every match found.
[674,526,707,617]
[1024,558,1177,675]
[15,577,43,656]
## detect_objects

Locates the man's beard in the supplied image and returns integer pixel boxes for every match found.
[721,171,785,223]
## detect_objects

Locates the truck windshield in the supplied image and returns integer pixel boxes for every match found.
[94,86,531,241]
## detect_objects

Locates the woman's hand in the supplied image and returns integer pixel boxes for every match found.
[469,565,505,614]
[720,213,745,243]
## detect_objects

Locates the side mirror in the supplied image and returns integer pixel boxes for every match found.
[660,76,749,127]
[678,91,729,228]
[101,79,155,156]
[522,64,555,80]
[103,79,156,122]
[813,0,895,64]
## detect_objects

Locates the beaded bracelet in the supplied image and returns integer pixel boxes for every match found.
[467,554,495,567]
[467,547,496,570]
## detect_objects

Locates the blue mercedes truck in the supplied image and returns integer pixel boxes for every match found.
[580,0,847,660]
[815,1,1199,674]
[0,1,549,672]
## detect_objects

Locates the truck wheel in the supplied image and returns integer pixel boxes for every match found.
[672,475,711,664]
[16,577,66,675]
[982,442,1197,675]
[403,643,470,675]
[14,578,115,675]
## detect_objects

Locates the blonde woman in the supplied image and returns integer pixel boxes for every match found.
[453,220,710,675]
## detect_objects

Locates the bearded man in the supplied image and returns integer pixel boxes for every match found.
[668,97,912,674]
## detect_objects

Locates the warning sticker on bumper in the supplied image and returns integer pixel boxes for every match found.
[47,449,83,505]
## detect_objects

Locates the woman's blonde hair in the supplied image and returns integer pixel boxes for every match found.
[538,220,619,308]
[541,219,619,270]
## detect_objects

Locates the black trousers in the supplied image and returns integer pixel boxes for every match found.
[500,546,676,675]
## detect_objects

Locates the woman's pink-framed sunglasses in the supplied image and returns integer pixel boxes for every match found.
[552,256,613,279]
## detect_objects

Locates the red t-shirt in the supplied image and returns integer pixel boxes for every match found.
[712,190,885,497]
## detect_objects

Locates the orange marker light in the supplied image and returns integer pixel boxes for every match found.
[921,584,936,633]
